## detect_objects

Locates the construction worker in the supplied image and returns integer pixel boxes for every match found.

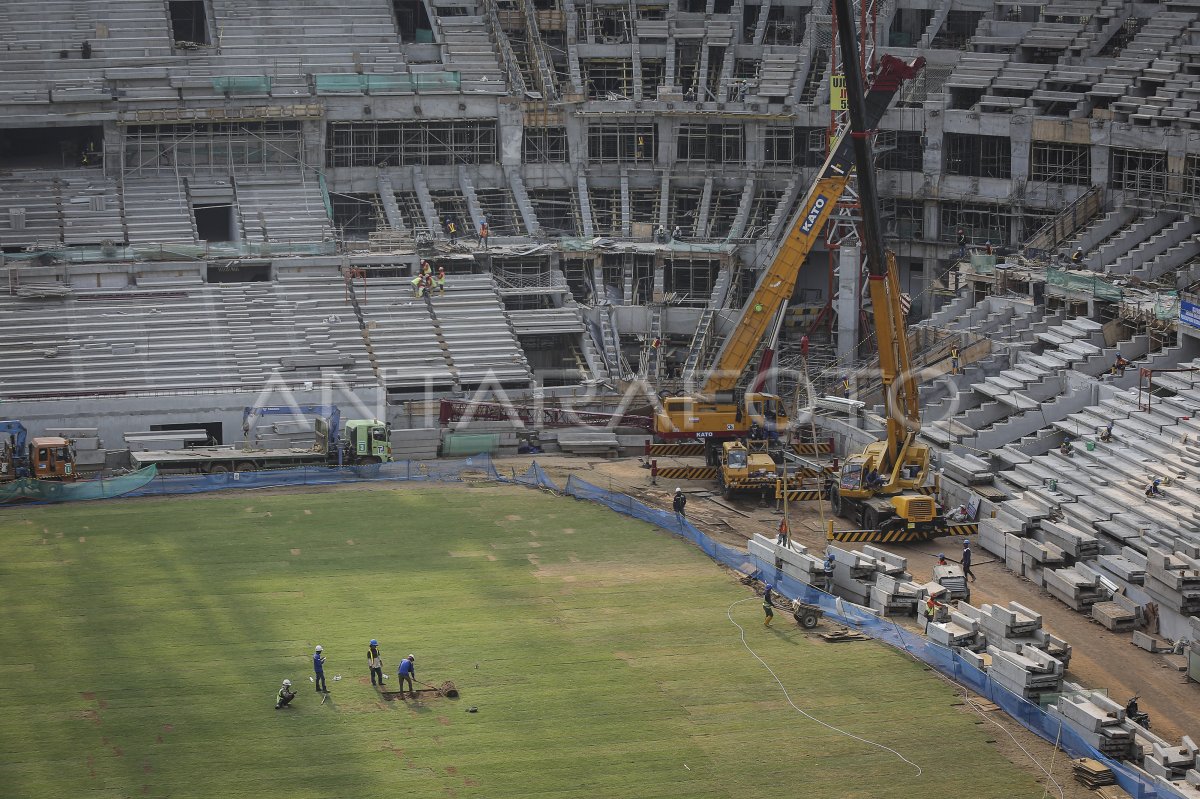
[445,217,458,244]
[436,265,446,296]
[962,539,976,582]
[655,224,666,243]
[672,225,683,241]
[275,679,296,709]
[762,583,775,627]
[1071,246,1084,263]
[775,519,788,547]
[1060,437,1074,457]
[956,227,967,258]
[478,217,489,250]
[822,553,836,585]
[946,503,970,523]
[411,272,424,297]
[950,346,960,375]
[420,259,432,277]
[1145,478,1164,498]
[422,272,434,298]
[398,654,416,697]
[313,645,327,693]
[672,487,687,519]
[367,639,384,687]
[1112,355,1131,376]
[922,594,945,632]
[937,553,948,567]
[1099,423,1114,443]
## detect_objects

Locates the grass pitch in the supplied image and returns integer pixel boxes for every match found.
[0,484,1043,798]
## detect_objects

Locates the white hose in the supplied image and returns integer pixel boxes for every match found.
[726,597,923,777]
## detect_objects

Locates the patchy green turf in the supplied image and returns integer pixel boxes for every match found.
[0,484,1042,798]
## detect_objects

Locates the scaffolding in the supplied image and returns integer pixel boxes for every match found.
[523,126,568,162]
[582,59,634,99]
[331,192,384,239]
[676,124,744,163]
[476,187,526,236]
[325,121,498,167]
[121,121,304,177]
[587,121,655,163]
[945,133,1012,179]
[527,189,579,236]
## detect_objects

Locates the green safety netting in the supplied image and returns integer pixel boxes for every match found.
[0,465,158,504]
[969,253,996,274]
[315,72,461,94]
[212,76,272,94]
[1046,268,1123,302]
[1157,293,1179,320]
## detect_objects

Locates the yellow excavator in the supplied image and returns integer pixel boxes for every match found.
[654,53,926,469]
[826,0,940,541]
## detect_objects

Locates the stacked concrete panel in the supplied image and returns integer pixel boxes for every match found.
[987,644,1064,699]
[747,534,825,588]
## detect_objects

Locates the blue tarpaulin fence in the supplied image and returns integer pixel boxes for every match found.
[499,464,1181,799]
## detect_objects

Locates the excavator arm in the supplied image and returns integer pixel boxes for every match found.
[700,53,924,397]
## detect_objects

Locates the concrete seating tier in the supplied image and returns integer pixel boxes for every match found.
[122,178,198,245]
[234,179,333,242]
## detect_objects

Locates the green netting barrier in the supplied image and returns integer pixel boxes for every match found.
[1046,268,1122,302]
[212,76,272,94]
[315,72,461,95]
[1156,293,1179,320]
[0,465,158,504]
[970,253,997,274]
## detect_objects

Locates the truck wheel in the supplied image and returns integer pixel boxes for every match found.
[862,506,880,531]
[235,461,256,473]
[207,464,230,482]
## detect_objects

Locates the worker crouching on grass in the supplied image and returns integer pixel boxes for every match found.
[276,679,296,710]
[398,654,416,697]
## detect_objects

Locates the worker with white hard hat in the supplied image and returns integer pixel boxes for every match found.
[276,679,296,709]
[313,645,327,693]
[672,487,687,519]
[398,654,416,698]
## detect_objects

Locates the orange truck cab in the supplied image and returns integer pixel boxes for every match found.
[30,436,77,481]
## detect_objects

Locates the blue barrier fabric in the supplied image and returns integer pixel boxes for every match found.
[515,467,1184,799]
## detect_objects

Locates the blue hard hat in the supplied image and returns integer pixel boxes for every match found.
[370,639,378,646]
[765,583,774,591]
[937,553,945,559]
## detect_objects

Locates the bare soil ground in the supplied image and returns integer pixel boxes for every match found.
[504,454,1200,744]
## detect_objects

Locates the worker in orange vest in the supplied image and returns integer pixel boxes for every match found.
[478,217,489,250]
[436,265,446,296]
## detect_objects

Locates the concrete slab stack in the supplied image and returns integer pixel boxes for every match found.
[1019,536,1068,583]
[987,644,1064,699]
[825,545,884,605]
[979,515,1025,560]
[970,601,1073,666]
[927,608,985,650]
[1144,548,1200,616]
[1039,519,1103,560]
[1044,562,1111,611]
[1097,549,1147,584]
[1048,690,1138,760]
[869,573,924,617]
[747,534,825,587]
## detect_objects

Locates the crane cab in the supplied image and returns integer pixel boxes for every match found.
[29,437,77,482]
[654,392,789,440]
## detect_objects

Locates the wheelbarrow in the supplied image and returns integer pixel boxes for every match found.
[790,600,824,629]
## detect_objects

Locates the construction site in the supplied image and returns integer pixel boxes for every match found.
[2,0,1200,796]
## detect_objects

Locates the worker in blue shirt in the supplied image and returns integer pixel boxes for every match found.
[313,645,327,693]
[398,654,416,697]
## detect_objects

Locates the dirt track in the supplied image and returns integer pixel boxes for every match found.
[500,454,1200,744]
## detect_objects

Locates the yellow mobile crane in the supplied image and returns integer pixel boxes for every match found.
[654,53,925,468]
[826,0,940,541]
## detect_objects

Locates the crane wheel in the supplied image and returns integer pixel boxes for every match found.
[235,461,256,473]
[206,464,231,482]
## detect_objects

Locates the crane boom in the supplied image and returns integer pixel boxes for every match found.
[700,53,924,397]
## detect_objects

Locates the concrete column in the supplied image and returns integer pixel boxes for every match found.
[836,244,860,367]
[496,100,524,167]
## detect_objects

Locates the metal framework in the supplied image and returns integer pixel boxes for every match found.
[122,121,304,177]
[324,121,498,167]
